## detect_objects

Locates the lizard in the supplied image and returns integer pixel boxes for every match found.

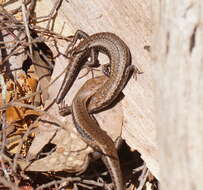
[55,30,136,114]
[71,75,124,190]
[56,31,138,189]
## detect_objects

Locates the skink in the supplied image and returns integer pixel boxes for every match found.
[57,31,136,190]
[56,30,134,113]
[71,76,124,190]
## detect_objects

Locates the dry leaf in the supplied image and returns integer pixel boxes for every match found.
[6,106,24,124]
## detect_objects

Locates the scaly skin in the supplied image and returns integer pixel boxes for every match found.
[56,30,134,114]
[57,31,135,190]
[71,76,124,190]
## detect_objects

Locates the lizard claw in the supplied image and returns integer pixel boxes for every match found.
[58,101,71,116]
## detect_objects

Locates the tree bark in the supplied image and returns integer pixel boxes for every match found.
[153,1,203,189]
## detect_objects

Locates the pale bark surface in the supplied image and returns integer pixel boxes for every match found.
[153,1,203,189]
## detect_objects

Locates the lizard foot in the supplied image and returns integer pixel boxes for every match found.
[58,101,71,116]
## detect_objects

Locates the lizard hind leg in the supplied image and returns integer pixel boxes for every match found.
[102,63,111,77]
[65,30,90,55]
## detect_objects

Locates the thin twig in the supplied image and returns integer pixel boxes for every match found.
[33,0,63,30]
[36,177,104,190]
[4,0,32,15]
[0,75,8,181]
[32,25,73,41]
[133,164,146,173]
[12,120,38,171]
[1,0,19,7]
[1,44,22,65]
[0,176,20,190]
[46,0,63,30]
[137,165,149,190]
[36,177,80,190]
[0,5,19,24]
[21,1,33,58]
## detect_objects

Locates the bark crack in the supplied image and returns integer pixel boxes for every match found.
[189,25,197,53]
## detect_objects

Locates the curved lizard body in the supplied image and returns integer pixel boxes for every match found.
[56,31,135,190]
[56,30,134,113]
[71,76,124,190]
